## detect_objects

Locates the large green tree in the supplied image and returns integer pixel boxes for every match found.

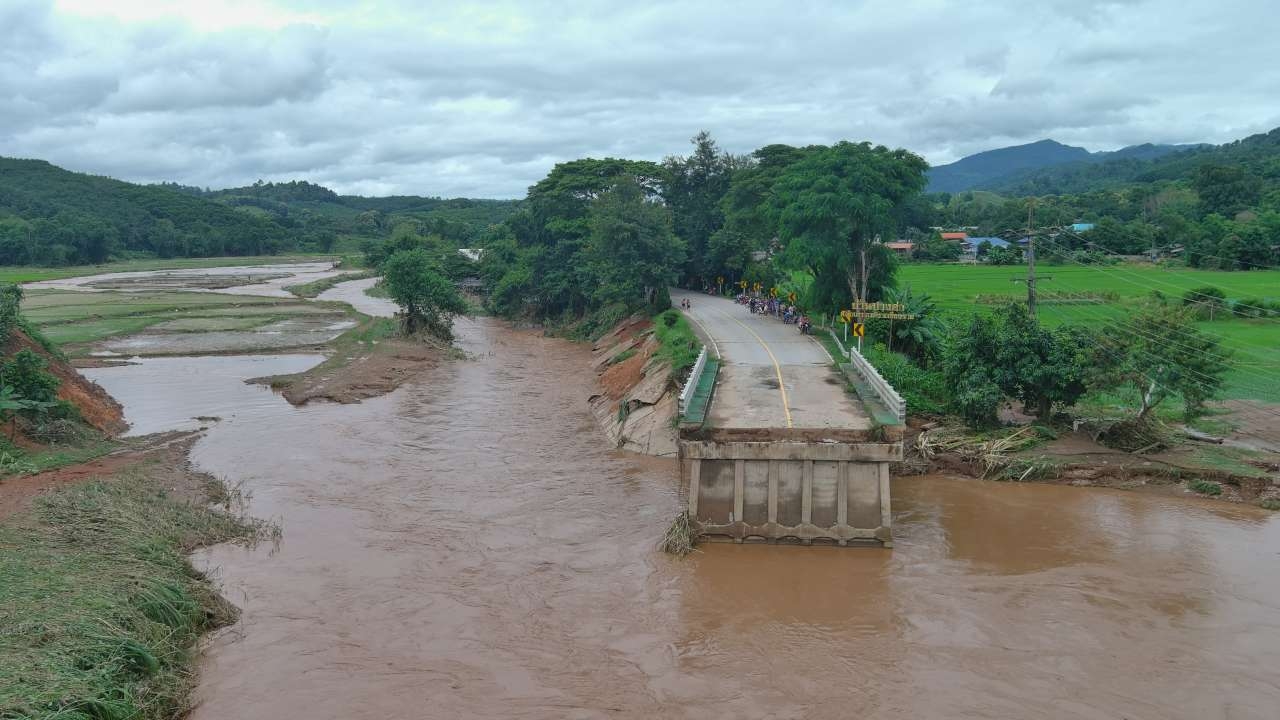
[583,177,685,309]
[944,305,1088,426]
[709,144,816,286]
[382,249,468,341]
[662,131,740,285]
[1085,306,1229,421]
[991,305,1089,420]
[767,142,928,313]
[500,158,668,317]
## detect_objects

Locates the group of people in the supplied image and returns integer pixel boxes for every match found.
[735,294,811,334]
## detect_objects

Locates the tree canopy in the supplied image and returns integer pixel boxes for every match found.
[768,142,929,312]
[382,249,468,340]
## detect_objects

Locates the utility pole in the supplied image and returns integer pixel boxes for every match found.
[857,247,869,352]
[1025,199,1037,319]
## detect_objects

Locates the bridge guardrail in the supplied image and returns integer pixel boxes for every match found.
[830,330,906,424]
[825,327,849,358]
[679,346,709,416]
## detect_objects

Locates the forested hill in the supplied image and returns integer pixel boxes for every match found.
[927,140,1091,193]
[0,157,298,265]
[927,139,1200,194]
[928,126,1280,271]
[0,159,520,266]
[180,180,520,238]
[977,131,1274,196]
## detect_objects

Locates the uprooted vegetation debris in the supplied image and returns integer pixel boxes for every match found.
[906,423,1280,507]
[660,510,700,556]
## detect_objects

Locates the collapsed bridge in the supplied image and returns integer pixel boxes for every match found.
[671,290,906,547]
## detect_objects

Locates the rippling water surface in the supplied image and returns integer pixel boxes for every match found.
[86,319,1280,719]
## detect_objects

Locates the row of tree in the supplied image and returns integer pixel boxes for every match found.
[862,294,1228,438]
[478,133,931,323]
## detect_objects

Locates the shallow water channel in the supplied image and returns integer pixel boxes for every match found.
[77,307,1280,719]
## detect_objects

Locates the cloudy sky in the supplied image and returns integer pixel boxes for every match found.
[2,0,1277,198]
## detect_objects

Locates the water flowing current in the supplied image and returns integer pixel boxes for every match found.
[83,314,1280,719]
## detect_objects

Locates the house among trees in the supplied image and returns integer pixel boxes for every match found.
[962,236,1008,255]
[885,240,915,256]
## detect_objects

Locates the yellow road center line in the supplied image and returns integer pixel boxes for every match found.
[716,308,793,429]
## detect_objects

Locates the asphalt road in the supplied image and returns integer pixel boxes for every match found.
[671,290,870,431]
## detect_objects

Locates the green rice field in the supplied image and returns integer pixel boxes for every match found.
[896,263,1280,402]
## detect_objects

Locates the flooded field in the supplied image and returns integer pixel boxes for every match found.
[22,263,368,355]
[84,354,323,435]
[81,315,1280,719]
[25,261,346,298]
[96,316,356,355]
[316,275,398,318]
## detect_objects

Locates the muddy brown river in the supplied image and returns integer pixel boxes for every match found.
[83,318,1280,719]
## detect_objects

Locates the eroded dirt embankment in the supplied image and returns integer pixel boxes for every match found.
[4,329,125,435]
[588,316,678,456]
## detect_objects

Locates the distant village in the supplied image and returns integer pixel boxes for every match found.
[871,222,1208,265]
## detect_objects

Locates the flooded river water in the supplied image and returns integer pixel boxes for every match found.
[76,314,1280,719]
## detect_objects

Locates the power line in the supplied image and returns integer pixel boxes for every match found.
[1033,299,1280,400]
[1049,230,1280,319]
[1032,261,1280,372]
[1033,301,1280,427]
[1049,224,1280,272]
[1034,235,1280,355]
[1033,303,1280,442]
[1001,266,1280,411]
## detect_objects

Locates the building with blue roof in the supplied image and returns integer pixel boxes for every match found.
[962,237,1010,254]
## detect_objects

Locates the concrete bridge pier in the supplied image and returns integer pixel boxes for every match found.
[680,431,901,547]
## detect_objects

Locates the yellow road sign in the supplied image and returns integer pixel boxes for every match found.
[852,323,865,338]
[788,291,797,303]
[839,310,854,323]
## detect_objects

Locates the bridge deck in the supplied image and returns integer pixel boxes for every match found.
[671,290,871,432]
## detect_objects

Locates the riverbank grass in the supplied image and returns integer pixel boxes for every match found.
[0,466,275,719]
[653,309,700,374]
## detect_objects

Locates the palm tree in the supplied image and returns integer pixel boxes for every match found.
[884,285,944,363]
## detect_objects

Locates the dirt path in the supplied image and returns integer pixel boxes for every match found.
[0,431,204,520]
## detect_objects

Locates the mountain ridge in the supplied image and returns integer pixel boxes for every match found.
[927,139,1203,194]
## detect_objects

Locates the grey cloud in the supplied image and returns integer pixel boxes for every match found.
[0,0,1277,197]
[102,27,332,112]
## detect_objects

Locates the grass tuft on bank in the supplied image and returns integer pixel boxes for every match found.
[0,468,276,720]
[653,309,700,374]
